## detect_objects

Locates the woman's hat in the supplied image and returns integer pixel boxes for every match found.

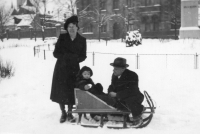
[110,57,129,68]
[64,15,78,30]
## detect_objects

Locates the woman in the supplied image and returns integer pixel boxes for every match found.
[50,15,87,123]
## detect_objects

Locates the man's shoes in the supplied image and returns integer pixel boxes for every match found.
[93,115,101,121]
[60,111,67,123]
[141,106,146,114]
[131,116,143,128]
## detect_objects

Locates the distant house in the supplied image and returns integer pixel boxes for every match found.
[6,0,36,31]
[7,0,60,31]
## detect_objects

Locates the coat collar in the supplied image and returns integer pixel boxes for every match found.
[113,69,128,81]
[65,32,81,41]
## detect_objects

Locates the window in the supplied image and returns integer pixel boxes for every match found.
[127,0,131,7]
[153,0,160,5]
[113,0,119,9]
[140,0,148,6]
[152,14,160,31]
[127,0,135,7]
[83,24,93,33]
[153,22,159,31]
[101,23,107,33]
[145,23,151,32]
[100,0,106,10]
[170,18,180,30]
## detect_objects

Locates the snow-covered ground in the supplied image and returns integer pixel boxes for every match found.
[0,38,200,134]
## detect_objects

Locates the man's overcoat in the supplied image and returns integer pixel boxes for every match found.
[108,69,144,116]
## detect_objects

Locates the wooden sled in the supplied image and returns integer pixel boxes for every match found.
[67,88,156,128]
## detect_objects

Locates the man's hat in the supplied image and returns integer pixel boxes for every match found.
[64,15,79,30]
[110,57,129,68]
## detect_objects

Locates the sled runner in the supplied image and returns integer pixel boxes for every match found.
[67,88,156,128]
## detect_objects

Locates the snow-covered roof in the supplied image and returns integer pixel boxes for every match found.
[15,14,35,27]
[5,15,35,26]
[13,14,35,20]
[5,18,15,26]
[21,6,36,13]
[17,19,32,27]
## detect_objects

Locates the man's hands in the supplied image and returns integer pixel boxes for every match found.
[109,92,117,97]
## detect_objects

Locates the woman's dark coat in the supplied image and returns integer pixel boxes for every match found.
[50,33,87,105]
[108,69,144,117]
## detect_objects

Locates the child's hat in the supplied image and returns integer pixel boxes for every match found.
[77,66,93,77]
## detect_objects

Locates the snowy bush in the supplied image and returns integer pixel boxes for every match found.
[125,30,142,47]
[0,58,15,80]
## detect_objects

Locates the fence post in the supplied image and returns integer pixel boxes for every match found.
[195,53,198,69]
[197,53,198,69]
[17,28,21,40]
[34,46,35,57]
[44,50,46,60]
[93,52,95,66]
[136,53,139,69]
[55,24,61,38]
[30,27,33,40]
[6,29,9,40]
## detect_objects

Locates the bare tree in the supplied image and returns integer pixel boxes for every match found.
[164,0,181,40]
[0,5,12,42]
[56,0,78,16]
[24,0,52,41]
[78,4,123,41]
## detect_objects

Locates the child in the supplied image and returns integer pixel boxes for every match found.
[75,66,105,121]
[75,66,104,95]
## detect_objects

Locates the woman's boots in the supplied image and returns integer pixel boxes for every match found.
[67,105,76,122]
[59,104,67,123]
[59,104,75,123]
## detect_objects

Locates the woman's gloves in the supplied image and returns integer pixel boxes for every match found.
[63,53,78,61]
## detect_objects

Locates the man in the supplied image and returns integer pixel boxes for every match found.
[108,57,145,127]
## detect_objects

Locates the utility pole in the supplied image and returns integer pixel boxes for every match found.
[42,0,46,26]
[174,0,177,40]
[42,0,46,41]
[98,1,101,42]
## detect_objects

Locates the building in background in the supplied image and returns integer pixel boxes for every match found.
[77,0,181,39]
[198,0,200,26]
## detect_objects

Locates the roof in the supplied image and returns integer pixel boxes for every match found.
[22,0,34,7]
[11,9,18,16]
[16,14,35,27]
[5,15,35,26]
[17,19,32,27]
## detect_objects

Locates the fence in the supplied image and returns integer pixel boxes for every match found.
[6,28,57,40]
[33,46,199,69]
